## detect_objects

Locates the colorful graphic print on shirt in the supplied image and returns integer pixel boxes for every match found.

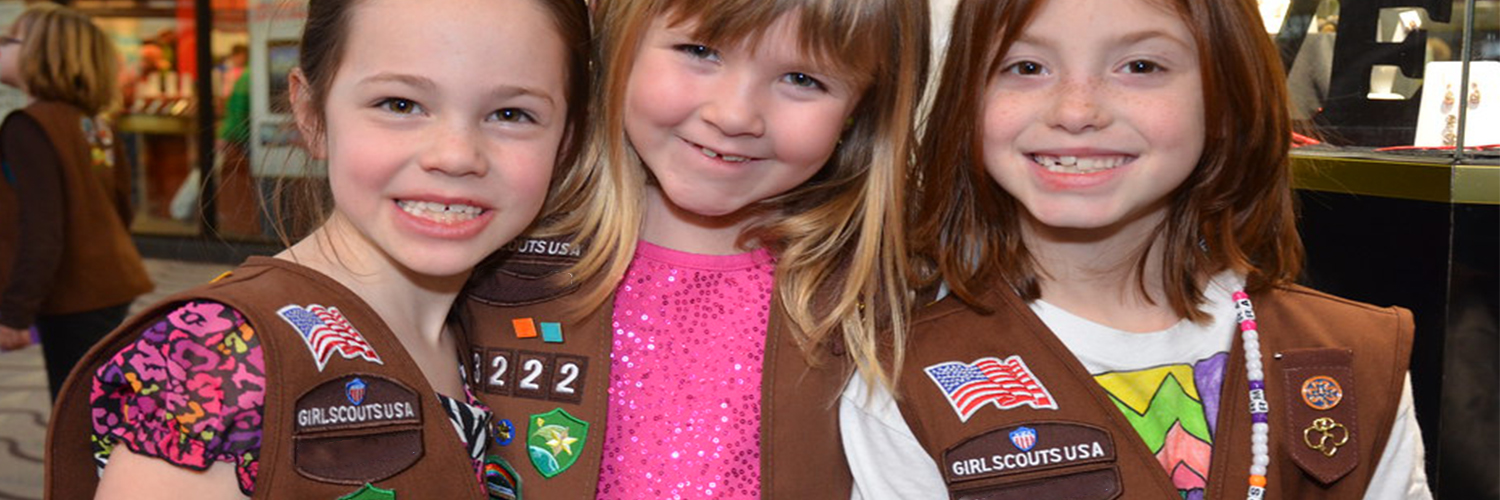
[1093,352,1227,500]
[90,301,265,495]
[90,300,493,495]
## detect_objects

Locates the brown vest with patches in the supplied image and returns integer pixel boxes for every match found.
[896,283,1412,500]
[460,238,854,498]
[48,257,485,499]
[7,101,152,314]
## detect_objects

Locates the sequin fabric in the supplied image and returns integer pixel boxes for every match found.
[596,242,775,499]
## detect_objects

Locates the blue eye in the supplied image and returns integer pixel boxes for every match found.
[1124,60,1163,73]
[674,44,720,61]
[491,108,536,124]
[377,98,422,114]
[783,72,825,90]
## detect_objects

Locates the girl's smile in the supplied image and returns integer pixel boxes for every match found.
[304,0,571,279]
[625,13,860,227]
[685,138,759,164]
[392,198,495,240]
[981,0,1205,236]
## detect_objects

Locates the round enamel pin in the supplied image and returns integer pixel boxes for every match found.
[1300,375,1343,410]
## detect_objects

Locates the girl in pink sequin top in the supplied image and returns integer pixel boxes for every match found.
[529,0,930,497]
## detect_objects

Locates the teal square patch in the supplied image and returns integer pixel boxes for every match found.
[540,322,563,343]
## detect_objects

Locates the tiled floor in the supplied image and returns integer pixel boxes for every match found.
[0,258,232,500]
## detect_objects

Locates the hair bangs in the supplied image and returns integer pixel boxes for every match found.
[659,0,885,87]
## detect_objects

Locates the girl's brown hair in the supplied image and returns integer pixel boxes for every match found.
[552,0,929,389]
[11,3,121,116]
[916,0,1302,321]
[276,0,593,245]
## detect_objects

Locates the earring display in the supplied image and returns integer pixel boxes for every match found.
[1415,61,1499,148]
[1443,114,1456,146]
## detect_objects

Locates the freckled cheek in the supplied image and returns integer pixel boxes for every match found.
[980,107,1025,156]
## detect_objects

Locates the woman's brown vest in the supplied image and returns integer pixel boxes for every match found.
[460,238,854,498]
[47,257,486,499]
[895,282,1413,500]
[5,101,152,314]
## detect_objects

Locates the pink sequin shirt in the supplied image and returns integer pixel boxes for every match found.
[595,242,775,499]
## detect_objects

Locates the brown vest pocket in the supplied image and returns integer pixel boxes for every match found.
[1278,348,1359,485]
[293,428,424,484]
[292,374,426,485]
[952,465,1122,500]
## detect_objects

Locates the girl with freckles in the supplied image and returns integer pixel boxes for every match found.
[841,0,1431,498]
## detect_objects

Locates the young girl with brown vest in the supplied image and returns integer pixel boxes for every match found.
[0,2,152,400]
[841,0,1432,498]
[45,0,590,498]
[460,0,929,497]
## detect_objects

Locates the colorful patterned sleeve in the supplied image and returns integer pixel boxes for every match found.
[89,300,266,496]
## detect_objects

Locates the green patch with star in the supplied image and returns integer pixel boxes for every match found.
[527,408,589,478]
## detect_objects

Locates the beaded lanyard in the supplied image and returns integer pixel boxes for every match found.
[1232,291,1270,500]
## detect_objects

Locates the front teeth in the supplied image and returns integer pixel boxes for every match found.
[1032,154,1130,174]
[398,200,483,224]
[700,146,751,163]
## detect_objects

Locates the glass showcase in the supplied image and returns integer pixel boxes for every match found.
[1263,1,1497,498]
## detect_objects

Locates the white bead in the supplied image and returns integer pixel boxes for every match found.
[1235,292,1271,498]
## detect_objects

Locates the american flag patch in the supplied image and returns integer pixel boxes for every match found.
[924,355,1058,422]
[278,304,383,371]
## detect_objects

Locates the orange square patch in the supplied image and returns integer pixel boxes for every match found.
[513,318,538,339]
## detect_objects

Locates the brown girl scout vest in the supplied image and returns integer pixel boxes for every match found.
[460,237,855,498]
[6,101,152,315]
[895,282,1412,500]
[48,257,486,499]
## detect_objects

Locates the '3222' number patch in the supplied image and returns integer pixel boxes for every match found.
[471,348,588,404]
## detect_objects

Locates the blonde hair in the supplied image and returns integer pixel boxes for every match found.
[11,3,121,116]
[550,0,929,391]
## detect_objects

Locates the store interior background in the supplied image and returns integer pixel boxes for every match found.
[0,0,1492,498]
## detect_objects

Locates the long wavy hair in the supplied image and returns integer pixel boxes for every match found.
[551,0,929,389]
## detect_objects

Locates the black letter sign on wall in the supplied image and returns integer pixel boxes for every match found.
[1319,0,1451,145]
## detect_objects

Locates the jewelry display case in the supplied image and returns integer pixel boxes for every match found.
[1266,0,1497,497]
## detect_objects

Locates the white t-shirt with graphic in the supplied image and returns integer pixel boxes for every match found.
[841,273,1431,500]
